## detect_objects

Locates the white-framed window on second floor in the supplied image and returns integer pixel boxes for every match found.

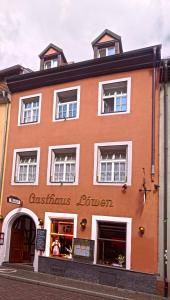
[12,148,40,185]
[93,141,132,186]
[98,78,131,116]
[53,86,80,121]
[18,94,41,126]
[47,144,80,185]
[44,58,58,69]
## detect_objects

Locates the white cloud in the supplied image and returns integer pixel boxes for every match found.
[0,0,169,70]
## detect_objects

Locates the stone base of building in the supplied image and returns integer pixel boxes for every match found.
[156,280,170,296]
[38,256,157,294]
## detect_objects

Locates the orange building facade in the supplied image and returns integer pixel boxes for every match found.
[0,30,161,293]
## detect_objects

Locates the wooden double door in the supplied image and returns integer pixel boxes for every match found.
[10,215,36,263]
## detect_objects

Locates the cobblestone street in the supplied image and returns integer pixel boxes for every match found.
[0,267,167,300]
[0,277,111,300]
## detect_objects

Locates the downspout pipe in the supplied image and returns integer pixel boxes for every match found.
[151,46,157,179]
[163,59,168,298]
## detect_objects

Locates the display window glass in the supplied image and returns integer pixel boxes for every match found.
[50,219,73,259]
[97,221,126,268]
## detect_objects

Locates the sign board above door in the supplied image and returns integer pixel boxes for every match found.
[7,196,22,206]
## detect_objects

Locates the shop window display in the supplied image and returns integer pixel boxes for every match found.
[97,221,126,268]
[50,219,73,259]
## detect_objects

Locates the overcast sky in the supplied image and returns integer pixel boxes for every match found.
[0,0,170,71]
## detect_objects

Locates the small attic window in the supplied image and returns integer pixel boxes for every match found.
[44,58,58,69]
[98,47,115,58]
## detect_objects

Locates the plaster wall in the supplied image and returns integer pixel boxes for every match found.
[159,83,170,281]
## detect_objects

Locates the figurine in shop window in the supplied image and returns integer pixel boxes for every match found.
[52,237,61,256]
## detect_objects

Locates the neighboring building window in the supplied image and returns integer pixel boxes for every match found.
[12,148,40,185]
[98,47,115,58]
[94,142,132,185]
[98,78,131,115]
[44,59,58,69]
[19,94,41,125]
[50,219,74,259]
[97,221,126,268]
[53,86,80,121]
[47,144,80,185]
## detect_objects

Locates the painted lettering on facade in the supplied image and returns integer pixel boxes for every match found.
[29,193,71,205]
[28,193,113,207]
[76,195,113,207]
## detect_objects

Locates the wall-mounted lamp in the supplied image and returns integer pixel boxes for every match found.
[154,184,160,191]
[0,215,4,222]
[139,226,145,235]
[80,218,87,230]
[38,218,44,226]
[121,184,127,193]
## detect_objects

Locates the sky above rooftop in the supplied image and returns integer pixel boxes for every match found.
[0,0,169,71]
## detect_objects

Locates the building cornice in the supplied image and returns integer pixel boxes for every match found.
[7,45,161,93]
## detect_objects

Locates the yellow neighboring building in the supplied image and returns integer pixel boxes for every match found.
[0,65,30,227]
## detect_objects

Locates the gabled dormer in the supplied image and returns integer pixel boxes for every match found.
[91,29,123,59]
[39,43,67,70]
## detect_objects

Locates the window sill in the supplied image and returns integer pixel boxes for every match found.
[47,181,78,186]
[18,121,40,126]
[93,181,130,186]
[98,111,130,117]
[53,117,79,122]
[11,181,38,186]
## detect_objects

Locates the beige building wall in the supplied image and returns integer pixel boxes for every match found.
[159,83,170,282]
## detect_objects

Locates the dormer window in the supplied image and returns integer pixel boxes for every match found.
[39,43,67,70]
[91,29,123,59]
[44,59,58,69]
[98,47,115,58]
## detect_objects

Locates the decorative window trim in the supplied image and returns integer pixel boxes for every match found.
[98,77,131,116]
[11,147,40,185]
[47,144,80,185]
[93,141,132,186]
[18,93,42,126]
[44,212,78,257]
[91,215,132,269]
[52,86,80,122]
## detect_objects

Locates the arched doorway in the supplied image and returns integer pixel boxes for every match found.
[9,215,36,263]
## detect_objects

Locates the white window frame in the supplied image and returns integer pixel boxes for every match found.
[44,212,78,257]
[98,47,115,58]
[98,77,131,116]
[47,144,80,185]
[91,215,132,270]
[93,141,132,186]
[53,86,80,122]
[44,58,58,69]
[11,147,40,185]
[18,93,42,126]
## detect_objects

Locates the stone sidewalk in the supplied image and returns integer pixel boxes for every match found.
[0,265,168,300]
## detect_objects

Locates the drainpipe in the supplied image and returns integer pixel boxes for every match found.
[0,95,10,217]
[163,59,168,298]
[151,46,157,180]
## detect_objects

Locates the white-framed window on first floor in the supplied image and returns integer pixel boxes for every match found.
[93,141,132,186]
[47,144,80,185]
[44,212,78,259]
[11,147,40,185]
[91,216,132,270]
